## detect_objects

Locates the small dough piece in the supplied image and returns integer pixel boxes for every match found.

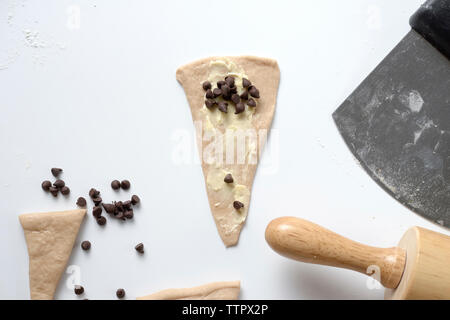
[19,209,86,300]
[177,56,280,247]
[137,281,240,300]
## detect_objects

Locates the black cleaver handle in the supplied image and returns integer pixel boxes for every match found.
[410,0,450,59]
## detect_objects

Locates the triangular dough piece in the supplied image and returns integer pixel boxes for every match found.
[137,281,240,300]
[177,56,280,247]
[19,209,86,300]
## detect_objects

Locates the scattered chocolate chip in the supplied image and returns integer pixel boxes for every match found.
[115,201,123,210]
[124,210,134,219]
[89,188,100,198]
[74,285,84,295]
[51,168,63,177]
[92,197,103,206]
[217,80,226,88]
[218,102,228,113]
[221,84,230,97]
[242,78,251,88]
[131,195,140,205]
[116,288,125,299]
[76,197,87,207]
[120,180,131,190]
[225,76,235,87]
[115,211,125,220]
[205,99,215,109]
[111,180,120,190]
[202,81,211,91]
[205,89,214,99]
[41,180,52,191]
[247,98,256,107]
[240,91,248,100]
[235,102,245,114]
[248,86,260,98]
[213,88,222,98]
[231,94,240,104]
[224,174,234,183]
[61,186,70,195]
[81,241,91,251]
[102,203,116,214]
[54,179,65,189]
[233,201,244,210]
[49,186,59,197]
[135,243,144,254]
[96,216,107,226]
[123,200,132,209]
[92,206,102,218]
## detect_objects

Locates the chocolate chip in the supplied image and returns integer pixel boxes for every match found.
[115,201,124,211]
[51,168,63,177]
[76,197,87,207]
[49,186,59,197]
[89,188,100,198]
[123,200,132,209]
[53,179,65,189]
[233,201,244,210]
[230,86,237,94]
[120,180,131,190]
[213,88,222,98]
[202,81,211,91]
[248,86,260,98]
[217,80,226,88]
[240,91,248,100]
[92,197,102,206]
[102,203,116,214]
[235,102,245,114]
[135,243,144,254]
[81,241,91,250]
[111,180,120,190]
[231,94,240,104]
[247,98,256,107]
[224,174,234,183]
[205,99,215,109]
[41,180,52,191]
[221,84,230,97]
[92,206,102,218]
[96,216,107,226]
[225,76,235,87]
[61,186,70,195]
[131,195,140,205]
[124,210,134,219]
[115,211,125,220]
[116,288,125,299]
[242,78,251,88]
[74,285,84,295]
[205,89,214,99]
[218,102,228,113]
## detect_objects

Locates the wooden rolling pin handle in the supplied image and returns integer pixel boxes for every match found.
[265,217,406,289]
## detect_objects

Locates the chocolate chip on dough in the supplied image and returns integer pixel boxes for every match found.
[233,201,244,210]
[218,102,228,113]
[225,76,235,87]
[247,98,256,107]
[41,180,52,191]
[240,91,248,100]
[222,85,231,100]
[205,99,216,109]
[53,179,65,189]
[61,186,70,195]
[202,81,211,91]
[135,243,144,254]
[242,78,251,88]
[213,88,222,98]
[248,86,260,98]
[131,195,140,205]
[217,80,226,89]
[120,180,131,190]
[49,186,59,197]
[81,241,91,251]
[51,168,63,177]
[224,174,234,184]
[74,285,84,295]
[235,102,245,114]
[92,206,102,218]
[231,94,240,104]
[230,86,237,94]
[76,197,87,207]
[111,180,120,190]
[96,216,107,226]
[116,288,125,299]
[205,89,214,99]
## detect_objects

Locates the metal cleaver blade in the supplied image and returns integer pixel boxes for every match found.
[333,0,450,226]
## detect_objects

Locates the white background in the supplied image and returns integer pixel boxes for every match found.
[0,0,445,300]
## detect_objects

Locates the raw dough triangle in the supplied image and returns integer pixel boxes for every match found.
[177,56,280,247]
[19,209,86,300]
[137,280,240,300]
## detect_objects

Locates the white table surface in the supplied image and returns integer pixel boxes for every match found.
[1,0,446,300]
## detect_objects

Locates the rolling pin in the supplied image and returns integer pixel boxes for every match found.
[265,217,450,299]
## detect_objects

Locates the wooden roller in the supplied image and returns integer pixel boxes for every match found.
[265,217,450,299]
